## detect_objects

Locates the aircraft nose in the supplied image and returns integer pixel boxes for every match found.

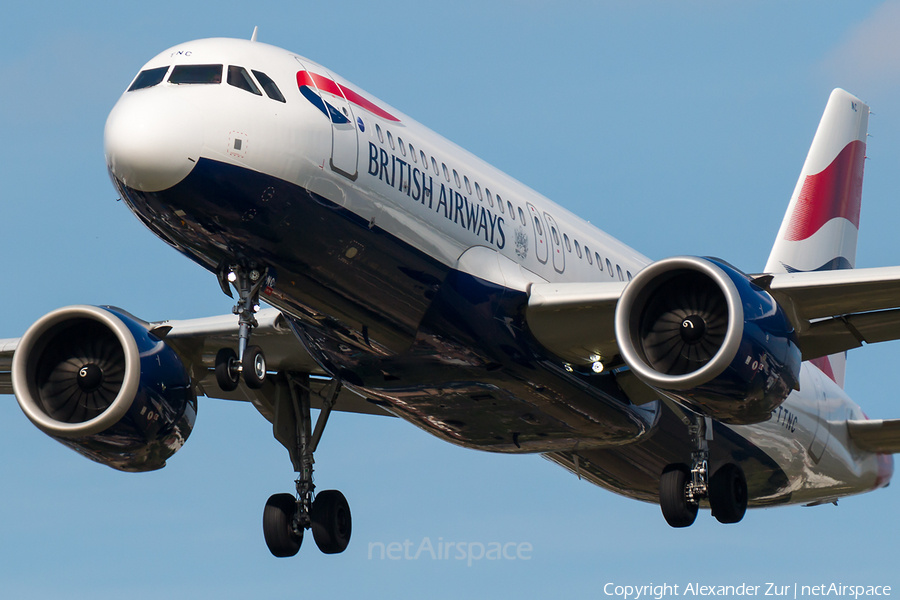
[104,91,202,192]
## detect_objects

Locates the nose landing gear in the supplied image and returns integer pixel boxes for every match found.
[214,262,273,391]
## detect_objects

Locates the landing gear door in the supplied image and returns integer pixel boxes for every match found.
[294,59,359,181]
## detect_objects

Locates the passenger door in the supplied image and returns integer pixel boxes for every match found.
[295,59,359,181]
[543,212,565,274]
[526,203,549,264]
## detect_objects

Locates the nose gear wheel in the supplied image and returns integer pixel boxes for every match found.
[213,261,274,391]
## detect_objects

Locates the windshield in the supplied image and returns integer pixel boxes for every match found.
[168,64,223,84]
[128,66,169,91]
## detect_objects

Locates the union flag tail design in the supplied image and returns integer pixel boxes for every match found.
[765,88,869,388]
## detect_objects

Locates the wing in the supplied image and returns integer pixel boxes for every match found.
[753,266,900,360]
[847,419,900,453]
[0,308,392,418]
[0,338,16,395]
[525,265,900,367]
[525,281,627,366]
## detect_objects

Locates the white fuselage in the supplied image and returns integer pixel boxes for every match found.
[104,37,891,508]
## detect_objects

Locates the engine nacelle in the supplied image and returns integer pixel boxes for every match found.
[615,256,801,424]
[11,305,196,472]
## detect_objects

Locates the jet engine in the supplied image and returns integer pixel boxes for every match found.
[11,305,196,472]
[615,256,801,424]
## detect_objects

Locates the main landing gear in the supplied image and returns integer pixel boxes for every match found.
[215,262,271,391]
[659,414,747,527]
[263,374,351,557]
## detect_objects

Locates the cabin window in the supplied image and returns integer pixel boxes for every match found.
[533,216,544,236]
[252,70,286,102]
[596,253,603,270]
[497,194,505,213]
[169,64,223,84]
[475,182,483,201]
[398,137,406,156]
[507,201,514,219]
[421,150,428,168]
[564,234,572,252]
[606,258,613,275]
[586,247,592,264]
[626,271,633,281]
[410,144,417,162]
[442,163,450,182]
[574,240,582,258]
[431,156,439,173]
[551,226,560,246]
[486,189,494,207]
[453,169,461,188]
[376,124,384,143]
[129,66,169,91]
[518,207,525,223]
[617,265,624,281]
[387,131,395,150]
[464,176,472,195]
[227,66,262,95]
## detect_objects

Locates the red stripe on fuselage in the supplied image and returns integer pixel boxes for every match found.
[296,71,400,122]
[784,140,866,241]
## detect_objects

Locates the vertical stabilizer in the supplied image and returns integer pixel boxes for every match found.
[765,88,869,388]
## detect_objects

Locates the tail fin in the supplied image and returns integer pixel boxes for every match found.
[765,88,869,388]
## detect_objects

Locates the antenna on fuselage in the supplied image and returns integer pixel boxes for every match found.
[250,26,258,42]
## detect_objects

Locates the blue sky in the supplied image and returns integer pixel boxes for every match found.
[2,1,900,597]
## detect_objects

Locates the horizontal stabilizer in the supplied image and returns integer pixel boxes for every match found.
[847,419,900,453]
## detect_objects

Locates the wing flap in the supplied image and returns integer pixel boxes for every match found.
[847,419,900,453]
[798,308,900,360]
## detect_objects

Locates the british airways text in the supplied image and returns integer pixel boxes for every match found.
[367,142,506,249]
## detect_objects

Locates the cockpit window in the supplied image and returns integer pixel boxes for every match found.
[128,66,169,91]
[227,66,262,95]
[252,70,286,103]
[168,64,223,84]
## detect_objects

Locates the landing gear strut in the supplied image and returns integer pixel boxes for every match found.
[263,374,351,557]
[659,413,747,527]
[214,261,272,391]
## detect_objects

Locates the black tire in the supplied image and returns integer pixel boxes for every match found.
[659,464,698,528]
[311,490,352,554]
[263,493,303,558]
[243,345,266,389]
[709,463,748,524]
[215,348,240,392]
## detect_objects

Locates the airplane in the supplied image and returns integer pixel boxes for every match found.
[2,31,900,559]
